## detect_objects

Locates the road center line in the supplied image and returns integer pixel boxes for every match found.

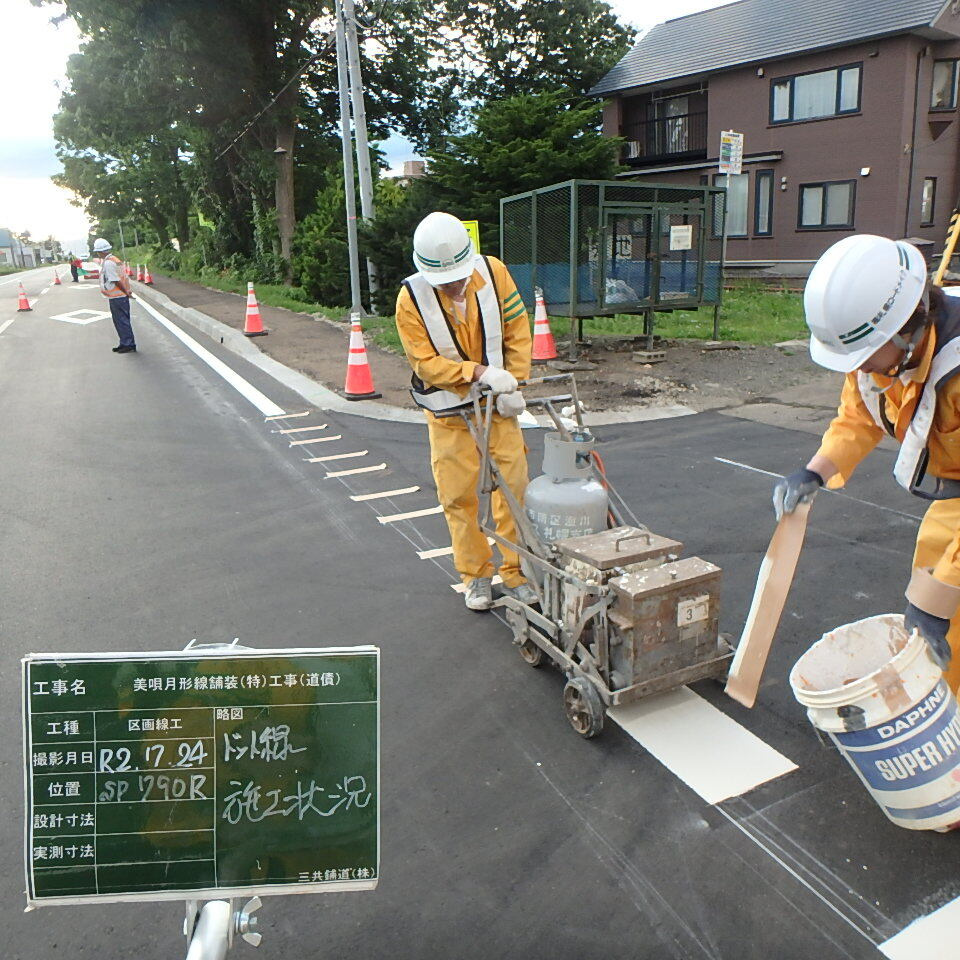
[0,316,19,337]
[137,298,285,417]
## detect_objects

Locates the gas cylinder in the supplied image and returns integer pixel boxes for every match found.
[525,432,608,542]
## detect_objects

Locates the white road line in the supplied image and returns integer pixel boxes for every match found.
[377,505,444,524]
[608,687,797,805]
[713,456,923,523]
[350,486,420,502]
[40,287,49,295]
[305,450,368,463]
[290,434,341,446]
[265,410,310,420]
[137,299,284,417]
[325,463,386,478]
[451,575,503,593]
[417,537,492,559]
[880,895,960,958]
[0,316,19,336]
[277,424,328,434]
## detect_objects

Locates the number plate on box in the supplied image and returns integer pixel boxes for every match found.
[677,595,710,626]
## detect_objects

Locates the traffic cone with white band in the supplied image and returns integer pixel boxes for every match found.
[344,313,381,400]
[143,265,153,285]
[17,283,31,311]
[125,262,133,277]
[531,287,558,362]
[243,281,267,336]
[136,264,144,282]
[53,270,61,285]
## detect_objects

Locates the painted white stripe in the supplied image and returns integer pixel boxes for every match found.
[306,450,367,463]
[137,299,285,417]
[265,410,310,420]
[418,537,493,560]
[0,316,19,337]
[377,505,444,524]
[290,434,341,446]
[40,287,50,295]
[608,687,797,804]
[451,575,503,594]
[350,486,420,502]
[278,424,328,434]
[880,895,960,958]
[325,463,386,478]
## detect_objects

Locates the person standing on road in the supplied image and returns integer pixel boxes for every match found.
[774,234,960,692]
[93,238,136,353]
[69,253,80,283]
[395,211,538,612]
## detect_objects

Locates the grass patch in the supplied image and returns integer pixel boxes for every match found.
[548,283,806,346]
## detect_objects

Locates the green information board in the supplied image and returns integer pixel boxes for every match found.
[22,645,379,906]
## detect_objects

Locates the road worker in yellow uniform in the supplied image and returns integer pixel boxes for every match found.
[774,234,960,691]
[395,211,538,611]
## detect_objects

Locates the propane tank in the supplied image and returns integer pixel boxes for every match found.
[525,432,608,543]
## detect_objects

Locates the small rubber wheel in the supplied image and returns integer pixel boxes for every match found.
[563,677,604,738]
[518,638,543,667]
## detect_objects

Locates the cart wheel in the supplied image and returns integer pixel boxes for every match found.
[562,677,604,738]
[518,638,543,667]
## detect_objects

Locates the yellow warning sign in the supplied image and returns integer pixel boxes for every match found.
[461,220,481,255]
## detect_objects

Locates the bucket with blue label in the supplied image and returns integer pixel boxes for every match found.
[790,613,960,832]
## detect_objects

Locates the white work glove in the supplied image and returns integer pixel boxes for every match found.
[496,391,526,418]
[478,366,517,395]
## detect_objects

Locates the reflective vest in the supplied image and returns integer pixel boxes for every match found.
[99,254,128,299]
[858,298,960,500]
[402,255,505,413]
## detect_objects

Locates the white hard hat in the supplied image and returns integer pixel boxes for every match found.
[412,212,477,285]
[93,238,112,253]
[804,235,927,372]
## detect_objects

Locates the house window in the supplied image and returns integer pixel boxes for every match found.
[754,170,774,236]
[713,173,749,236]
[921,178,937,225]
[798,180,856,229]
[771,64,861,123]
[932,60,959,109]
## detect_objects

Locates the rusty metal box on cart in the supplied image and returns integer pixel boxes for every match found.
[555,526,683,584]
[607,557,722,691]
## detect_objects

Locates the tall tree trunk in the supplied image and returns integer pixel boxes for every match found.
[274,116,296,285]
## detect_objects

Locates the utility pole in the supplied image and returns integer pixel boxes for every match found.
[335,0,365,315]
[134,225,140,248]
[118,220,126,261]
[341,0,378,300]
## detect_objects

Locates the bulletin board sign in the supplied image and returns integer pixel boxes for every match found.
[22,646,379,906]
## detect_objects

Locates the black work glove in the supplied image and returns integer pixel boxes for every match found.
[904,602,952,671]
[772,468,823,521]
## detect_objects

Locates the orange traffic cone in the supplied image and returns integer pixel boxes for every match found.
[243,281,267,337]
[143,265,153,285]
[125,262,133,277]
[344,313,381,400]
[531,287,558,362]
[16,283,31,311]
[53,270,61,285]
[136,264,144,282]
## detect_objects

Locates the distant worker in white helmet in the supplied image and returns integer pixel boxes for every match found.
[774,234,960,691]
[395,211,538,611]
[93,237,136,353]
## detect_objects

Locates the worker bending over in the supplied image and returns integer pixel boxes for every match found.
[395,212,538,611]
[775,235,960,691]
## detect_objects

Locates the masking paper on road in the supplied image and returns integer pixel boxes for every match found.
[608,687,797,804]
[880,894,960,958]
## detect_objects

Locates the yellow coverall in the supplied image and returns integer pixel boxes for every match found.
[816,326,960,691]
[396,257,532,587]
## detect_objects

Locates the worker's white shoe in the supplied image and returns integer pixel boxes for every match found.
[464,577,493,611]
[502,582,540,606]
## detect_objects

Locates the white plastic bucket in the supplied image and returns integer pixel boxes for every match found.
[789,613,960,831]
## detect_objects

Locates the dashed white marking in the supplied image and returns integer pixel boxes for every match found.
[0,316,19,336]
[137,298,284,417]
[451,575,503,593]
[417,537,492,560]
[290,434,341,446]
[880,895,960,958]
[265,410,310,421]
[40,287,49,295]
[377,505,444,524]
[608,687,797,804]
[278,424,328,434]
[350,486,420,502]
[305,450,368,463]
[325,463,386,478]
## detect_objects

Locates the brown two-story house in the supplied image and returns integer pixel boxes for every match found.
[590,0,960,275]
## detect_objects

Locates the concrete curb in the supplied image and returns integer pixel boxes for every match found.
[135,283,698,427]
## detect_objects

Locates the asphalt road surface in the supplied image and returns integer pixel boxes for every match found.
[1,268,956,960]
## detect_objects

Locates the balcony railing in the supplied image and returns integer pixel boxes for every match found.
[620,111,708,164]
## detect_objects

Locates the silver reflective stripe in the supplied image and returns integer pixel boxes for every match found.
[405,257,504,413]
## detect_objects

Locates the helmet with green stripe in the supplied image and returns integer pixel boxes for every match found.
[412,212,477,286]
[805,235,927,372]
